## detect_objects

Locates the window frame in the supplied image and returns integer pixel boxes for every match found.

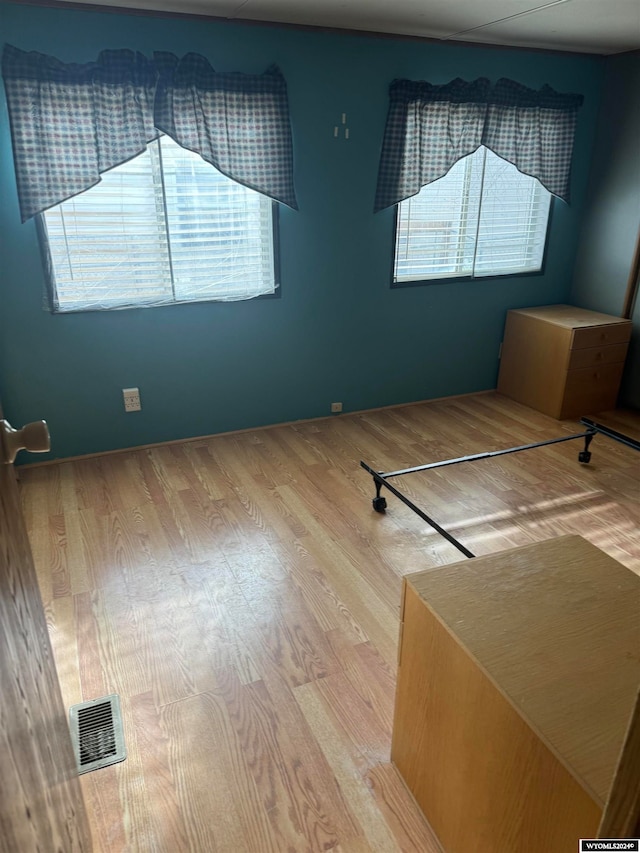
[36,145,282,315]
[390,154,555,290]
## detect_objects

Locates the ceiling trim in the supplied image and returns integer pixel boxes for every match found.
[442,0,574,40]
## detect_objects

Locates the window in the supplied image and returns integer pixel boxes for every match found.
[393,146,552,284]
[40,135,278,312]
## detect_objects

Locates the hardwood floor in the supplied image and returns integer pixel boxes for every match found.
[18,392,640,853]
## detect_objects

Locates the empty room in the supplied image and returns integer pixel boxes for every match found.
[1,0,639,850]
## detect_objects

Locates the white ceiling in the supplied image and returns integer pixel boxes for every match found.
[52,0,640,55]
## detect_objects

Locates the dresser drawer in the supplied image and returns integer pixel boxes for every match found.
[560,363,626,418]
[567,343,629,370]
[571,323,631,350]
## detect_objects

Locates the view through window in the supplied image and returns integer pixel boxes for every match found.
[41,135,277,312]
[394,147,552,284]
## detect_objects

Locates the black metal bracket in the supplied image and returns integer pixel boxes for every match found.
[361,460,476,558]
[361,427,597,560]
[580,417,640,454]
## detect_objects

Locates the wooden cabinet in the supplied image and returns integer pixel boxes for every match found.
[497,305,631,419]
[392,536,640,853]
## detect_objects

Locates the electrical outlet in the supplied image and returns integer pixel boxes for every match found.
[122,387,141,412]
[331,402,343,413]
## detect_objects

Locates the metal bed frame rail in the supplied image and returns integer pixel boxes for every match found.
[360,417,640,560]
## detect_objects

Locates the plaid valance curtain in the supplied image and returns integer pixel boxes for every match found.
[374,76,583,212]
[1,44,298,223]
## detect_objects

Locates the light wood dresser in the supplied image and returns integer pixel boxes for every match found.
[392,536,640,853]
[497,304,631,419]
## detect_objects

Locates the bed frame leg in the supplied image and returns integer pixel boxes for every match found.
[372,479,387,512]
[579,430,595,464]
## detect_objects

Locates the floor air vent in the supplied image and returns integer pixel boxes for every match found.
[69,694,127,774]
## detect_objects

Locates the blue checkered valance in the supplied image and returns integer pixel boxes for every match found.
[1,45,298,222]
[374,76,583,212]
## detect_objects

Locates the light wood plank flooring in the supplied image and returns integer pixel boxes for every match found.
[18,392,640,853]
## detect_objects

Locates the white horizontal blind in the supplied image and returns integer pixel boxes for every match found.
[158,139,274,302]
[44,147,173,309]
[42,136,275,312]
[394,146,551,283]
[474,149,551,277]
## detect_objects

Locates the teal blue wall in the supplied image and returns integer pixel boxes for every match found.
[571,52,640,408]
[0,1,604,459]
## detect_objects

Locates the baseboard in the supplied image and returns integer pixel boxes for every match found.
[18,389,495,468]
